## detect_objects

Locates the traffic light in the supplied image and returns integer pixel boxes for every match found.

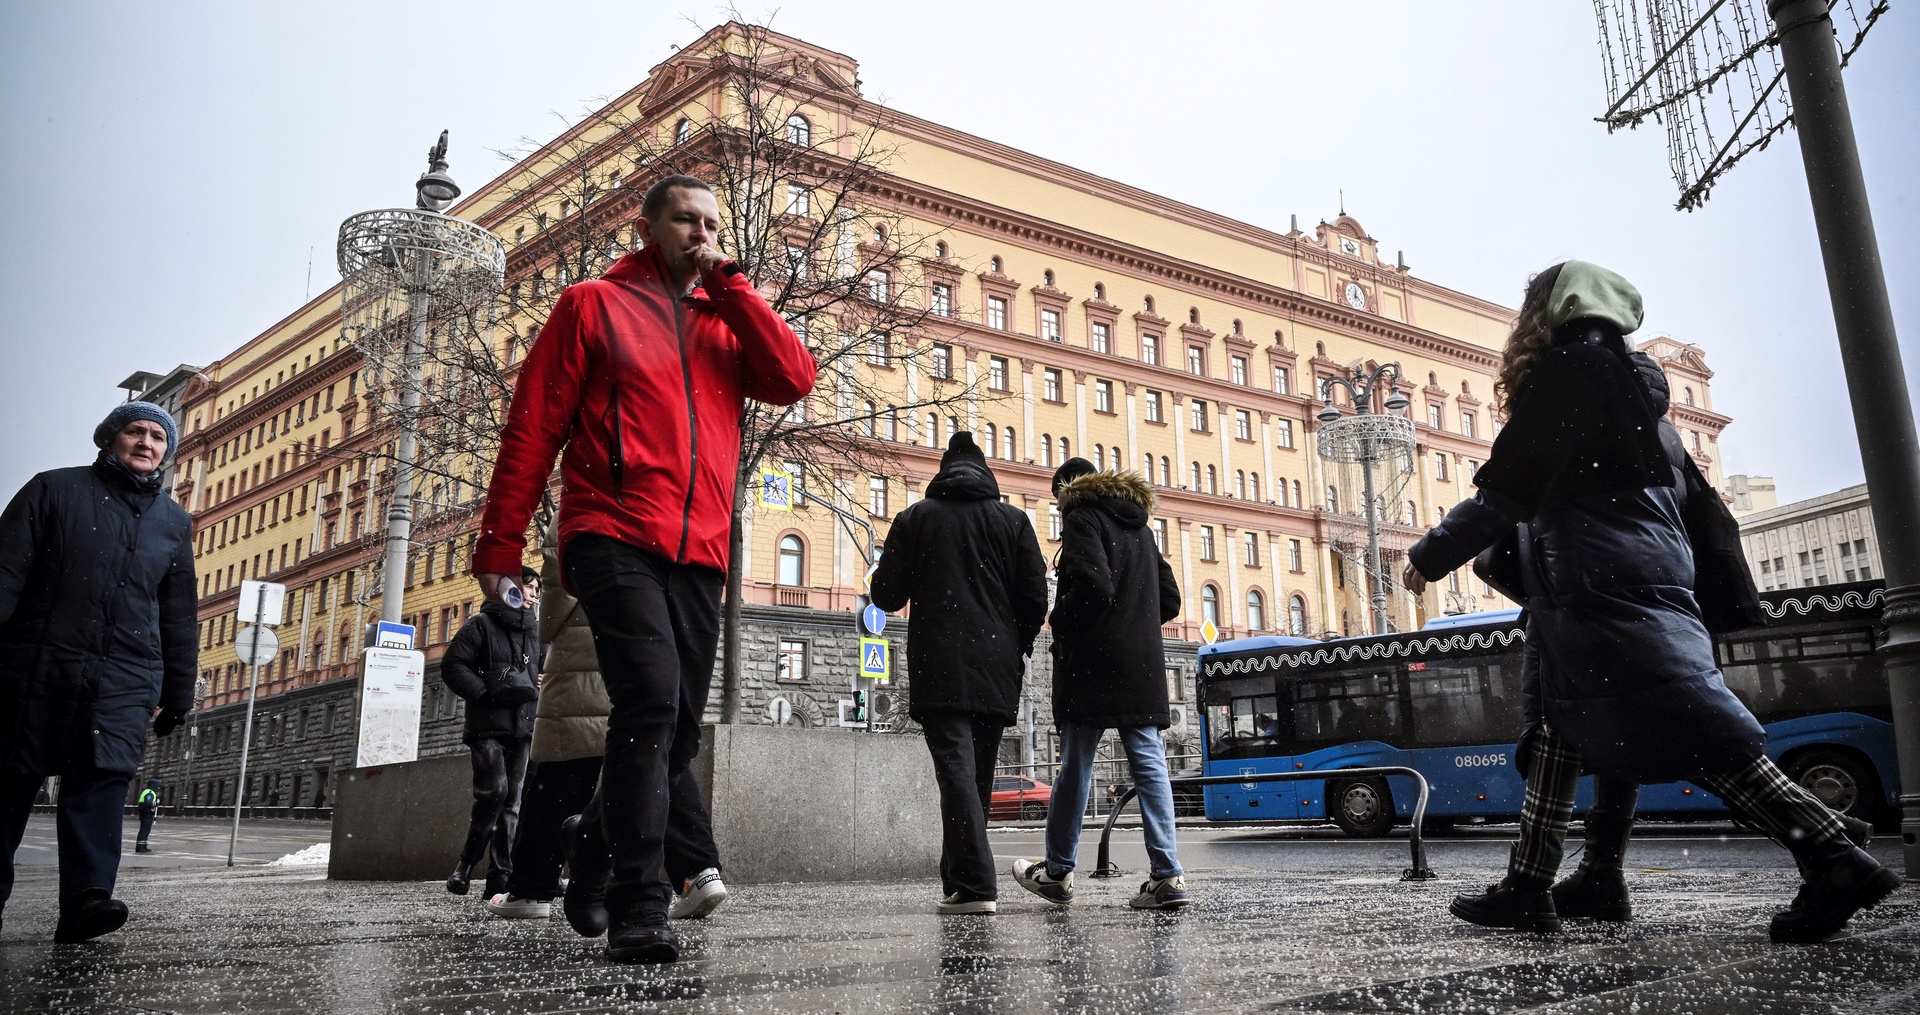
[853,690,868,723]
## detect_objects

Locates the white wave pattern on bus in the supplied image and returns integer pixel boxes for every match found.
[1761,588,1885,620]
[1202,628,1526,677]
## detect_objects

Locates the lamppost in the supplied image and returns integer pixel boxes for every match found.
[1317,364,1412,636]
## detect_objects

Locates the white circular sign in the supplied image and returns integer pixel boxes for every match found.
[235,625,280,667]
[767,696,793,725]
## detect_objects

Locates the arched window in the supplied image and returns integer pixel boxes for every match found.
[1250,472,1261,502]
[1043,269,1055,287]
[990,256,1003,273]
[777,535,806,586]
[1041,434,1054,467]
[1143,453,1155,480]
[1684,386,1696,406]
[1206,465,1218,495]
[674,118,692,144]
[1201,584,1221,627]
[1247,590,1266,631]
[1288,595,1308,636]
[1143,295,1156,313]
[1094,282,1106,300]
[983,424,998,459]
[1293,480,1303,507]
[1002,427,1016,460]
[1059,438,1069,460]
[925,412,939,449]
[935,240,949,258]
[1234,469,1246,499]
[1093,443,1104,468]
[1189,461,1202,489]
[785,114,810,146]
[1188,307,1200,324]
[1327,486,1339,512]
[1232,318,1243,335]
[860,401,876,438]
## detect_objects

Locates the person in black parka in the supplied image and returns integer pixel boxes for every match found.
[439,568,541,898]
[1405,261,1898,943]
[0,402,196,942]
[869,432,1048,914]
[1010,460,1189,911]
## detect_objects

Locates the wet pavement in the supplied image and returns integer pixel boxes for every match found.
[3,817,1917,1013]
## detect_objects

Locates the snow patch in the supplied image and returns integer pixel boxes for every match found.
[268,842,331,866]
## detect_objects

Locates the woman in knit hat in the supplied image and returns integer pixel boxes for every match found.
[0,402,196,942]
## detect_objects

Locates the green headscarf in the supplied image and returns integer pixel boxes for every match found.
[1545,260,1644,335]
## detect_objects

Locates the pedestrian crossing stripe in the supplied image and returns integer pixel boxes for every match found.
[859,637,890,681]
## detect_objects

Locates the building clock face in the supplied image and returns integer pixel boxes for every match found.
[1340,236,1360,256]
[1344,282,1367,310]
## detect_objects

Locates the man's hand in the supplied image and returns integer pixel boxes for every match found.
[153,707,187,738]
[690,242,729,275]
[1402,562,1428,596]
[476,572,514,605]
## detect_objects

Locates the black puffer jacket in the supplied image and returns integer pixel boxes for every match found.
[440,601,539,743]
[1050,471,1182,729]
[1409,329,1764,783]
[0,452,197,776]
[870,440,1049,725]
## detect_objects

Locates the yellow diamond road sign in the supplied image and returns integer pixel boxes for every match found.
[1200,619,1219,645]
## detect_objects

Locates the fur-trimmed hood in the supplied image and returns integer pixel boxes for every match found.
[1058,470,1153,528]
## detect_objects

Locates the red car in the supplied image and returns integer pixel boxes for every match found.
[989,775,1052,820]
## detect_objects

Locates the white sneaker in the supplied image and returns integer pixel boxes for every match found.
[937,892,997,915]
[485,892,553,919]
[1129,875,1191,910]
[1010,859,1074,904]
[669,867,729,920]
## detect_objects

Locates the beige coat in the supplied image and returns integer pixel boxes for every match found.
[530,523,610,764]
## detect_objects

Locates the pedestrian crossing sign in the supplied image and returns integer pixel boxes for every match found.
[859,637,890,682]
[760,470,793,511]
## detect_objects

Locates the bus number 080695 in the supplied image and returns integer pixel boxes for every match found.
[1454,754,1508,768]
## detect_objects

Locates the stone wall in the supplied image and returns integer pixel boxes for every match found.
[133,603,1201,806]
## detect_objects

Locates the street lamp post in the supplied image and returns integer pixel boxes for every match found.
[1318,364,1411,636]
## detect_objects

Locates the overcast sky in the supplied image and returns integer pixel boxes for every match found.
[2,1,1913,505]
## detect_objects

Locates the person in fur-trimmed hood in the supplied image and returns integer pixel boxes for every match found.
[1010,459,1189,912]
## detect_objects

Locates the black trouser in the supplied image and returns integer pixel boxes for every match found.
[505,756,602,901]
[460,736,530,887]
[919,712,1004,901]
[565,535,723,921]
[0,769,132,910]
[136,810,155,846]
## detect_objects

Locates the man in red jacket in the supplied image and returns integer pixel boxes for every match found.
[473,174,816,964]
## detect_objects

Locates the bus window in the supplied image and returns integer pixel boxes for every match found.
[1409,658,1523,747]
[1293,670,1403,747]
[1209,693,1281,760]
[1718,627,1888,723]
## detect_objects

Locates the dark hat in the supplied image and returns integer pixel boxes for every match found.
[94,401,178,457]
[1051,457,1097,496]
[941,431,987,469]
[520,566,542,584]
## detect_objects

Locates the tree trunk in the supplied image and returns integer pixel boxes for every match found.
[720,476,748,724]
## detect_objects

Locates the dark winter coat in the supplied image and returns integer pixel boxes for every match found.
[1409,330,1765,784]
[440,601,539,744]
[1049,471,1182,729]
[0,453,197,777]
[869,458,1049,725]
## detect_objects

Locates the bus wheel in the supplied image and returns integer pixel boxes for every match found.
[1330,777,1395,838]
[1021,802,1047,820]
[1788,750,1877,822]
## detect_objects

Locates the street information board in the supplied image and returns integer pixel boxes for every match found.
[355,648,426,767]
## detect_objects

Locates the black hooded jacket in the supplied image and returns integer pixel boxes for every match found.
[869,448,1049,725]
[441,600,539,743]
[1050,471,1182,729]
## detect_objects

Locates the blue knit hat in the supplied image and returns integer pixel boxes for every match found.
[94,401,178,458]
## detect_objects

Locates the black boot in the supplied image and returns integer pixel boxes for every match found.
[1450,878,1561,933]
[1552,811,1634,921]
[446,862,474,896]
[53,890,129,943]
[605,911,679,964]
[1770,834,1901,943]
[561,813,609,938]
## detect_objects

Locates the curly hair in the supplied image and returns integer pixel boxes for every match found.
[1494,263,1566,409]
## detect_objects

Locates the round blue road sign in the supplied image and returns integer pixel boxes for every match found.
[860,603,887,636]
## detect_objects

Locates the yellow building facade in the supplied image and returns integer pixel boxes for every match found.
[173,23,1733,716]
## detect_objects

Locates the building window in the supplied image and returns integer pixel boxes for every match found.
[1152,518,1168,554]
[1043,368,1063,402]
[1091,322,1110,354]
[1235,470,1247,499]
[867,331,890,366]
[1040,434,1054,467]
[926,283,954,319]
[1246,590,1266,630]
[1189,399,1208,432]
[1199,525,1216,561]
[777,639,808,681]
[1095,380,1114,413]
[986,296,1008,331]
[1287,538,1304,572]
[1812,547,1830,584]
[785,114,810,146]
[1684,386,1696,406]
[1004,429,1019,461]
[674,118,692,144]
[1048,503,1062,541]
[1141,334,1160,366]
[1427,404,1444,430]
[1275,418,1295,449]
[1434,453,1449,481]
[1186,346,1206,376]
[1250,472,1262,501]
[1273,366,1291,395]
[1206,465,1218,495]
[778,535,806,586]
[1286,594,1307,636]
[1244,531,1260,567]
[1230,355,1248,386]
[1326,486,1339,512]
[1234,409,1252,440]
[866,271,889,303]
[1461,411,1477,439]
[1190,461,1202,489]
[785,184,810,216]
[931,344,952,380]
[989,356,1009,391]
[1041,309,1062,342]
[1798,551,1813,584]
[1856,539,1872,580]
[868,477,888,517]
[1160,457,1172,486]
[1201,584,1221,627]
[1146,390,1163,423]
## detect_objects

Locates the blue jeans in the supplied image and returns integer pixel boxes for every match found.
[1045,725,1182,880]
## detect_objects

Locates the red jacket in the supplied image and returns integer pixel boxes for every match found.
[474,247,816,579]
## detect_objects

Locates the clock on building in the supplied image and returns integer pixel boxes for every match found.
[1340,236,1361,256]
[1344,281,1367,310]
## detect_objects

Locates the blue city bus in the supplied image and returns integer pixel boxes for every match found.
[1196,580,1898,836]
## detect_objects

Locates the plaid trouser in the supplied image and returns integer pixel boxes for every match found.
[1506,726,1847,888]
